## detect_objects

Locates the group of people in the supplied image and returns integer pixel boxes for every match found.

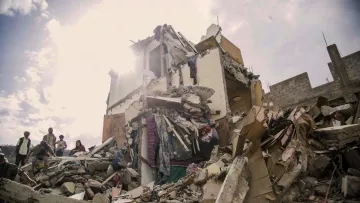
[0,126,89,198]
[14,127,87,172]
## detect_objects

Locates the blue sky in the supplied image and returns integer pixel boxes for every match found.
[0,0,359,148]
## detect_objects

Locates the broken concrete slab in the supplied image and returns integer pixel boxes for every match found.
[245,141,273,203]
[321,105,335,116]
[126,168,139,177]
[125,181,154,199]
[342,175,360,198]
[85,182,95,199]
[86,161,112,174]
[233,106,268,158]
[70,191,85,200]
[92,193,110,203]
[313,124,360,148]
[215,156,248,203]
[202,179,222,203]
[89,136,115,157]
[88,179,102,189]
[0,179,89,203]
[61,182,76,195]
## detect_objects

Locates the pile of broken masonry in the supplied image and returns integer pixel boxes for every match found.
[1,94,360,203]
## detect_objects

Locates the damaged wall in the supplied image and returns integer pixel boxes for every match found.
[265,46,360,109]
[170,47,228,120]
[201,24,244,66]
[226,73,252,114]
[107,47,229,122]
[329,50,360,82]
[108,77,168,122]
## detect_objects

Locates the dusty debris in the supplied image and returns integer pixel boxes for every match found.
[342,175,360,198]
[216,156,249,203]
[2,21,360,203]
[61,182,76,195]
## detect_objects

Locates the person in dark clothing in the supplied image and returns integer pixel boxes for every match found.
[70,140,86,156]
[25,141,56,173]
[0,153,36,203]
[15,131,31,166]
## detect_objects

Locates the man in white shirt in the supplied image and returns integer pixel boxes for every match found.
[15,131,31,166]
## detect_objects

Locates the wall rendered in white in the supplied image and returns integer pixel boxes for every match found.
[106,44,228,186]
[171,48,228,120]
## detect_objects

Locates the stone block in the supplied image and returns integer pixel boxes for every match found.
[87,179,102,189]
[61,182,75,195]
[342,175,360,198]
[126,168,139,177]
[92,193,110,203]
[86,161,111,174]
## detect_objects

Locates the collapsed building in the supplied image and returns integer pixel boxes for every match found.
[1,24,360,203]
[104,23,263,185]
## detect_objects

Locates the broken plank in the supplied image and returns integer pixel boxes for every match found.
[101,172,118,185]
[163,115,190,151]
[89,136,115,157]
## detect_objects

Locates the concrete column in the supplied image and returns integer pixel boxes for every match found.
[108,69,119,108]
[327,44,350,87]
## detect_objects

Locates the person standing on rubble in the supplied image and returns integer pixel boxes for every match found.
[69,140,86,156]
[43,127,56,152]
[25,141,56,173]
[15,131,31,166]
[55,135,67,157]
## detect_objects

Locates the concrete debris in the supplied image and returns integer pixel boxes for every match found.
[216,156,249,203]
[70,191,85,200]
[202,179,222,203]
[61,182,76,195]
[2,59,360,203]
[342,175,360,198]
[125,168,139,177]
[92,193,111,203]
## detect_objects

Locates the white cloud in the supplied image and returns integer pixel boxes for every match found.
[14,75,27,83]
[26,67,41,82]
[0,0,48,16]
[1,0,215,148]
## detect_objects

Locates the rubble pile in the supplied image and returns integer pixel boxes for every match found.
[1,92,359,203]
[1,92,360,203]
[116,95,360,203]
[14,137,139,202]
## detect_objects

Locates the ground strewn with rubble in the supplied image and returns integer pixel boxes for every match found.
[1,24,360,203]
